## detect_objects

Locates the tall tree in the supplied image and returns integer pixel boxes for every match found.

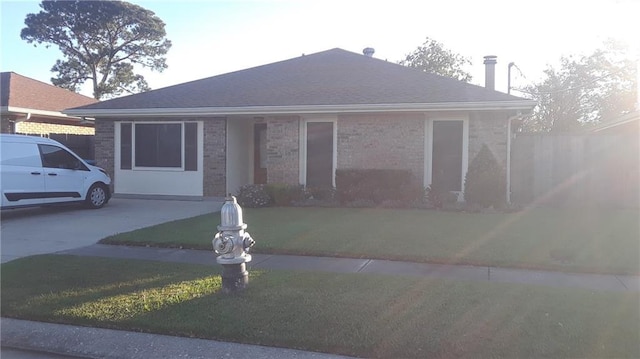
[520,41,637,132]
[21,1,172,100]
[399,37,472,82]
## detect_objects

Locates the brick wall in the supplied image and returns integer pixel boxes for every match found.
[337,113,425,181]
[267,116,300,184]
[468,112,509,168]
[94,119,115,192]
[203,118,227,196]
[1,117,13,133]
[16,122,94,136]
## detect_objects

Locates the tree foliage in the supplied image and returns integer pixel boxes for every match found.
[21,1,171,100]
[399,37,472,82]
[520,41,637,132]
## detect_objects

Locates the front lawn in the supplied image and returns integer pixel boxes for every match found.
[101,207,640,274]
[2,255,638,358]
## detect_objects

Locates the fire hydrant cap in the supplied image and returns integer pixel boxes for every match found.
[218,195,247,231]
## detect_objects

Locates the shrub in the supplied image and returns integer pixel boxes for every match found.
[426,183,457,209]
[266,184,304,206]
[236,184,271,208]
[464,144,506,208]
[305,186,336,201]
[335,169,416,204]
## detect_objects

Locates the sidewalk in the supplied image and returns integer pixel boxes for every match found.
[3,244,638,359]
[57,244,639,292]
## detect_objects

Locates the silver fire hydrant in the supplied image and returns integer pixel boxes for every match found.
[212,196,255,293]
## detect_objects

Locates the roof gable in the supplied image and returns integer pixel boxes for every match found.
[1,72,97,112]
[70,48,532,112]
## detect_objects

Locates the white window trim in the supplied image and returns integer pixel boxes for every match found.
[120,121,189,172]
[424,116,469,200]
[298,115,338,187]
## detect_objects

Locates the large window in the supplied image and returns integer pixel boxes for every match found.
[120,122,198,170]
[135,123,182,168]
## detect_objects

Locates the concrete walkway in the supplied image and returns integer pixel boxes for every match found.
[57,244,639,292]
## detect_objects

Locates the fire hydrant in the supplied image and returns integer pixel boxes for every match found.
[212,196,255,293]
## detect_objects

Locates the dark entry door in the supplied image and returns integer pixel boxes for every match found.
[432,120,463,191]
[306,122,333,187]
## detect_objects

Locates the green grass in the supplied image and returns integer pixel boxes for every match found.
[2,255,638,358]
[101,206,640,274]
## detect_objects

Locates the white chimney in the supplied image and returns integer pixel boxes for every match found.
[483,55,497,91]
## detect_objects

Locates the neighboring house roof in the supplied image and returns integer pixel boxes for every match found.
[591,110,639,133]
[1,71,97,123]
[67,48,535,117]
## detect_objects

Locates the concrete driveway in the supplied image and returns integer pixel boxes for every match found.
[0,197,222,263]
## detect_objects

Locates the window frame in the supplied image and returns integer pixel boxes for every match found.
[38,144,89,171]
[119,121,198,172]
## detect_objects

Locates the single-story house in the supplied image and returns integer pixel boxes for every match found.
[66,48,536,200]
[1,72,97,136]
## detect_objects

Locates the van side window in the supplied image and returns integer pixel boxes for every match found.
[38,145,87,170]
[0,142,43,167]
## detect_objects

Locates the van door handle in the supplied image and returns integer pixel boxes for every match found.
[47,173,58,176]
[30,172,41,175]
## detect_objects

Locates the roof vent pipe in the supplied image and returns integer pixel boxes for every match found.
[483,55,497,91]
[363,47,375,57]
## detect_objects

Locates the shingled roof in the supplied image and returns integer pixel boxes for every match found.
[1,72,96,112]
[67,48,534,116]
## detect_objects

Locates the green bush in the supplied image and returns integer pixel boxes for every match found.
[266,184,304,206]
[464,144,506,208]
[427,183,458,209]
[335,169,419,205]
[236,184,271,208]
[304,186,337,202]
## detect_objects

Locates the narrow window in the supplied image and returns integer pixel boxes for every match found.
[121,123,132,169]
[184,122,198,171]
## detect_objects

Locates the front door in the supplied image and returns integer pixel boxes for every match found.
[306,122,334,187]
[253,123,267,184]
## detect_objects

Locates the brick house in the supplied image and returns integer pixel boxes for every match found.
[66,48,535,200]
[1,72,97,136]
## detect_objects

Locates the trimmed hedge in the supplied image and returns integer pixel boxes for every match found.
[266,184,304,206]
[335,169,423,205]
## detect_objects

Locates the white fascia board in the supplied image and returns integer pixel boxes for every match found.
[591,111,640,132]
[4,106,85,120]
[64,100,537,118]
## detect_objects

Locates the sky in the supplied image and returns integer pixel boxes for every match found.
[1,0,639,98]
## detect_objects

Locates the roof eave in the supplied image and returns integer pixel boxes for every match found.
[591,110,640,132]
[2,106,86,122]
[64,101,537,118]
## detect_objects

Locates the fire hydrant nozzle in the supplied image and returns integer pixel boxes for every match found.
[212,196,255,292]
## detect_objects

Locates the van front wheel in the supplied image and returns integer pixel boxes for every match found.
[85,184,108,209]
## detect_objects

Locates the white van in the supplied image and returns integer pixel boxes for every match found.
[0,134,111,209]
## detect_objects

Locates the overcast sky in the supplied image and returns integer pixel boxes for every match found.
[1,0,638,98]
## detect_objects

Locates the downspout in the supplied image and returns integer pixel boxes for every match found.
[506,111,524,204]
[11,112,32,134]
